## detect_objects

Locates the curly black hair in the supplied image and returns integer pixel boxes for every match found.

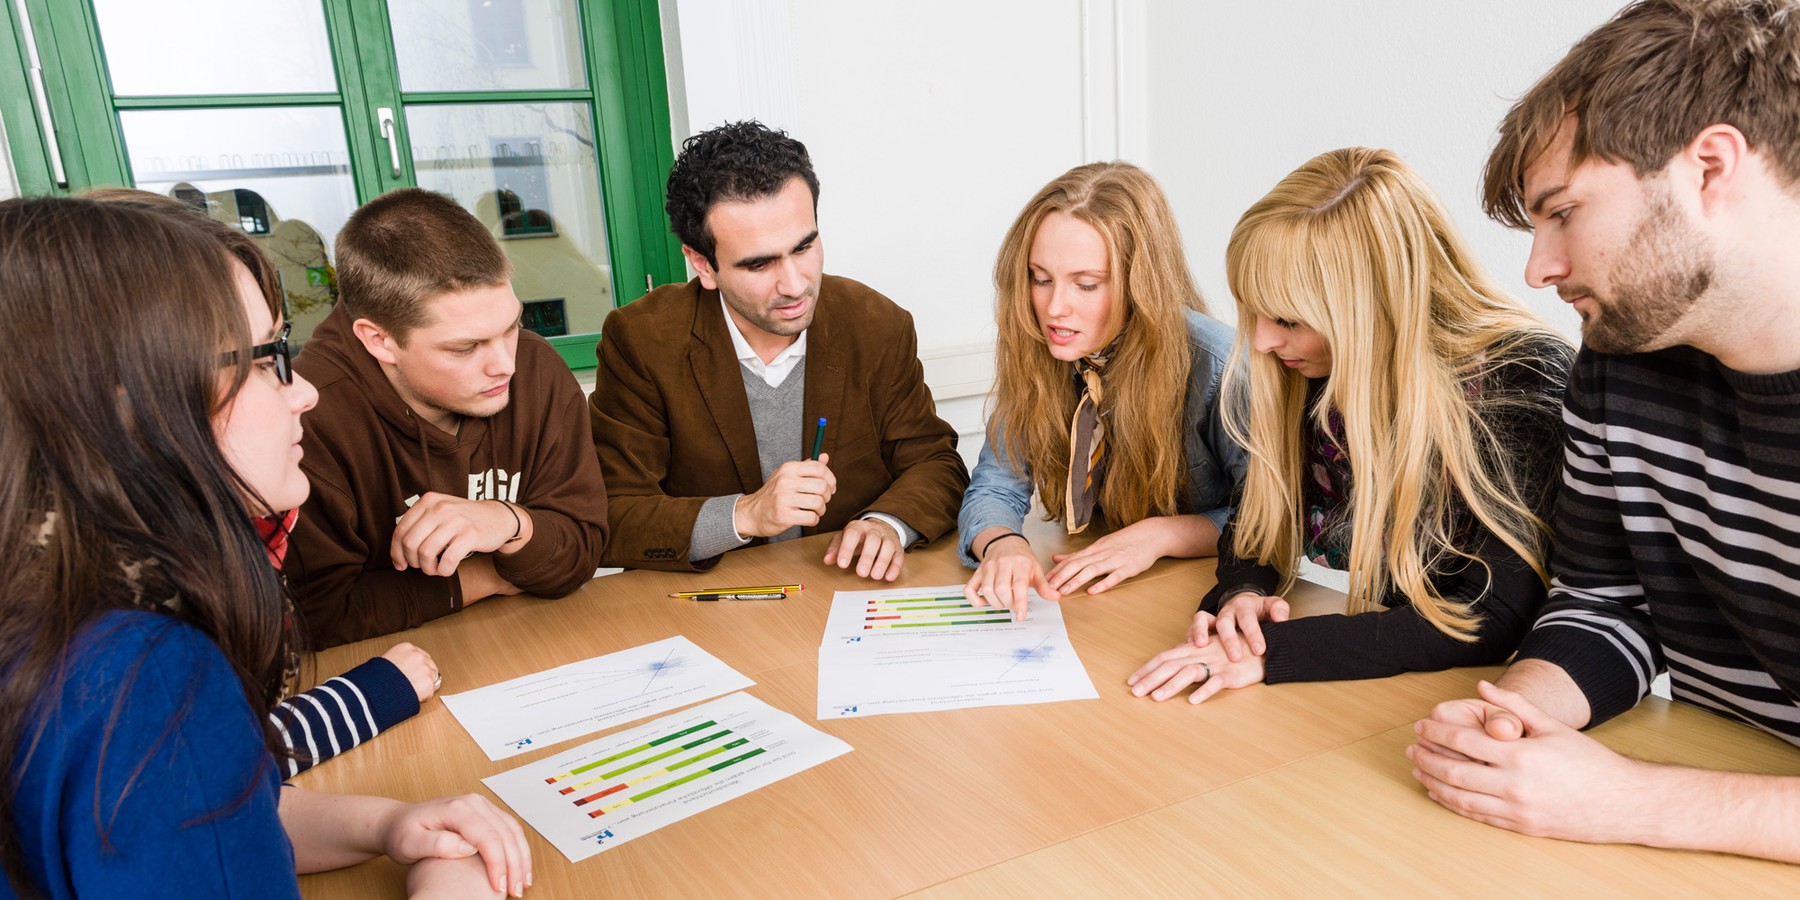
[665,120,820,267]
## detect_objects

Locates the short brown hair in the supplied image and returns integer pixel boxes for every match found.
[1483,0,1800,228]
[334,187,511,341]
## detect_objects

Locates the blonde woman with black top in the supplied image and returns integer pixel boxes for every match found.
[1131,148,1573,702]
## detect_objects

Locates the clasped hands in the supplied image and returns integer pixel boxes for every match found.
[391,492,530,578]
[1128,592,1290,703]
[1407,680,1652,844]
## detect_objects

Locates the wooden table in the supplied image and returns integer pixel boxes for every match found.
[295,523,1800,897]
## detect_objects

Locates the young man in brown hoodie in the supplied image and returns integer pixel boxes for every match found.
[291,188,609,648]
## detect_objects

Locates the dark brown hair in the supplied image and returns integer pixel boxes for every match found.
[1483,0,1800,228]
[334,187,511,342]
[80,187,283,320]
[0,198,293,894]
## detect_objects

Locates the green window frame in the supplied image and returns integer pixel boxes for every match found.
[0,0,684,370]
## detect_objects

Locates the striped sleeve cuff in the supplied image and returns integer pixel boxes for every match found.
[1515,618,1657,728]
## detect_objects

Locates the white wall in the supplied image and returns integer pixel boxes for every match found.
[660,0,1629,463]
[1143,1,1621,337]
[666,0,1137,464]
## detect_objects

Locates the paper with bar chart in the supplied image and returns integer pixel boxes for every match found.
[484,692,851,862]
[820,583,1071,645]
[442,636,754,760]
[816,584,1098,718]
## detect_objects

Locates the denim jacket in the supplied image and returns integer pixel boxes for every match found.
[957,309,1247,567]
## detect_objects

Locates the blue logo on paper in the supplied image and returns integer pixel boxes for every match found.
[841,636,863,644]
[836,705,858,715]
[508,737,534,750]
[592,829,615,845]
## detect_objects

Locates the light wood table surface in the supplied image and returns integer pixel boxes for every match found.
[295,521,1800,897]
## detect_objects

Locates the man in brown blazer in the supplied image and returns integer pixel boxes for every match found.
[591,121,967,578]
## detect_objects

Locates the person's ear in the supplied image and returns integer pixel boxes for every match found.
[682,244,719,291]
[352,318,401,366]
[1683,123,1750,218]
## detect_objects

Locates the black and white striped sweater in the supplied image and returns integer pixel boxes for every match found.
[1517,345,1800,745]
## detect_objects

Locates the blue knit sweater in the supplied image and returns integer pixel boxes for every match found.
[5,611,299,899]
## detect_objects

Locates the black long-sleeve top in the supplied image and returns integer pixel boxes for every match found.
[1200,335,1574,684]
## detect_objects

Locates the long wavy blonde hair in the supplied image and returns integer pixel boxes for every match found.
[1224,148,1570,639]
[988,161,1208,528]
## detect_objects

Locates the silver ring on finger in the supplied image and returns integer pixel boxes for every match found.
[1200,662,1212,682]
[433,672,444,689]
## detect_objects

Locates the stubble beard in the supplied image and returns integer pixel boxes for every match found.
[1574,192,1713,355]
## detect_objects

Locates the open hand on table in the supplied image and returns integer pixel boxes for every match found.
[823,517,905,581]
[1044,518,1171,596]
[963,531,1059,621]
[1128,637,1265,703]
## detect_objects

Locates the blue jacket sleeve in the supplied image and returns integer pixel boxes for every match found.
[956,431,1037,568]
[12,612,298,899]
[273,655,420,777]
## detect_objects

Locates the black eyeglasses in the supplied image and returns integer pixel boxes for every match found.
[253,322,294,385]
[223,321,294,385]
[221,270,296,384]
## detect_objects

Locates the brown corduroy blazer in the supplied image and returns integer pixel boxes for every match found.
[590,275,968,570]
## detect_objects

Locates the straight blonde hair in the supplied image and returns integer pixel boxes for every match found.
[1224,148,1570,639]
[989,162,1207,528]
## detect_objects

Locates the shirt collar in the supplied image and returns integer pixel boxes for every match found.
[720,295,807,369]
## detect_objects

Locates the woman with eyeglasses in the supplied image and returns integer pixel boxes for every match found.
[0,196,530,898]
[82,187,443,780]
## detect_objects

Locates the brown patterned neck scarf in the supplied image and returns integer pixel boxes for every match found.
[1063,337,1120,533]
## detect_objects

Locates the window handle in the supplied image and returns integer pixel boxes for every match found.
[377,107,402,177]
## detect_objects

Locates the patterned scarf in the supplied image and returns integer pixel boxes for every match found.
[1064,338,1120,533]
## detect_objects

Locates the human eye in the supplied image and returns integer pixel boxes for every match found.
[451,344,478,357]
[1077,281,1102,292]
[1272,317,1298,329]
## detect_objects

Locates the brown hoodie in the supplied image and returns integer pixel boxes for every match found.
[289,303,609,648]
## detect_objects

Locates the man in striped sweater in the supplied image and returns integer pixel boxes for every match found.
[1408,0,1800,861]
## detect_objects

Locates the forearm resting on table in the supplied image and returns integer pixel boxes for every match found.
[1151,514,1222,558]
[1624,761,1800,861]
[279,786,400,873]
[458,554,517,605]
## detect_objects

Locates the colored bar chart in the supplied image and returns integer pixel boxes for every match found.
[484,692,852,862]
[864,597,1015,630]
[824,584,1068,646]
[862,596,1016,630]
[818,584,1099,718]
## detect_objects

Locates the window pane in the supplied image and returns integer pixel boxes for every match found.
[388,0,588,92]
[93,0,336,96]
[406,102,613,336]
[121,107,358,347]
